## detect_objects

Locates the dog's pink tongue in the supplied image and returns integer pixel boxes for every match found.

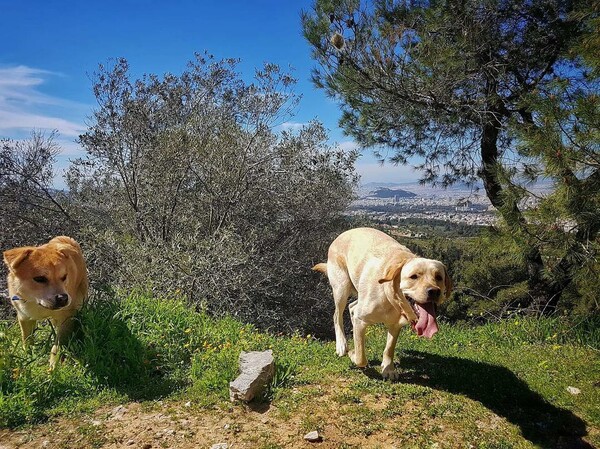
[415,302,438,338]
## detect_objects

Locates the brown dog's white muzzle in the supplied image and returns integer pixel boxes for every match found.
[38,293,69,310]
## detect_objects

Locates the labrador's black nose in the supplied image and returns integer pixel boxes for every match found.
[54,294,69,308]
[427,287,441,301]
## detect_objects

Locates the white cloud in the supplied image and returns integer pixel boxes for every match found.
[278,121,307,132]
[0,110,85,137]
[337,140,360,152]
[0,65,87,142]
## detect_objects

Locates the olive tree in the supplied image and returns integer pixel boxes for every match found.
[68,54,358,331]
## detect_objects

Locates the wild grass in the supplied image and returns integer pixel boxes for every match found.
[0,291,342,426]
[0,291,598,447]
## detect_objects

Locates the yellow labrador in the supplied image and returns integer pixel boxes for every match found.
[313,227,452,380]
[3,236,88,367]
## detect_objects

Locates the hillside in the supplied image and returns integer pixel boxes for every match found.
[368,187,417,199]
[0,293,598,448]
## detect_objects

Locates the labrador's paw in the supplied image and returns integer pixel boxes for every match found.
[349,349,368,368]
[336,339,348,357]
[381,363,399,381]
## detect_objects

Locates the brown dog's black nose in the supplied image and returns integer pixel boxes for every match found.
[55,294,69,308]
[427,287,441,300]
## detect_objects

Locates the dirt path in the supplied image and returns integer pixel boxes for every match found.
[0,395,404,449]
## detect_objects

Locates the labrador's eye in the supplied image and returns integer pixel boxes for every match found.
[435,274,443,281]
[61,275,67,282]
[33,276,48,284]
[410,274,418,280]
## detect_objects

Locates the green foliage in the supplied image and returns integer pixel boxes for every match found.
[302,0,583,186]
[408,227,600,319]
[303,0,600,312]
[0,132,75,253]
[0,290,598,448]
[66,55,358,333]
[0,291,343,427]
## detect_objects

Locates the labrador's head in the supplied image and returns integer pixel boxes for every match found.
[379,256,452,338]
[3,241,79,310]
[400,258,452,305]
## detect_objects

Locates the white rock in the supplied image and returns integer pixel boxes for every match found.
[567,386,581,395]
[210,444,229,449]
[184,401,191,407]
[304,430,322,442]
[229,350,275,402]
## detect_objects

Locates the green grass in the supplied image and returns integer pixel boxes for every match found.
[0,291,598,448]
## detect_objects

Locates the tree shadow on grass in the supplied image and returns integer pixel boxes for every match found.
[70,301,179,400]
[392,350,592,449]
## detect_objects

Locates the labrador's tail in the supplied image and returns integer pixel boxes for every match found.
[312,262,327,276]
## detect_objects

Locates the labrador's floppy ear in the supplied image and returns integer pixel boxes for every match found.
[378,252,412,284]
[379,253,418,323]
[3,247,34,271]
[443,265,453,301]
[378,264,403,284]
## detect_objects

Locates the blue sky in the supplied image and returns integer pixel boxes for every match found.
[0,0,417,186]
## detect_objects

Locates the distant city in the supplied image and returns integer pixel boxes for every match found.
[348,182,552,235]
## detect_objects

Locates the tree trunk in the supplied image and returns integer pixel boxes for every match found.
[479,118,561,313]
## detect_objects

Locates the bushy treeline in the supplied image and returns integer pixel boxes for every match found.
[1,50,598,332]
[406,228,600,321]
[0,55,358,334]
[303,0,600,314]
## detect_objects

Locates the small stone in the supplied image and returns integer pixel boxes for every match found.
[91,419,102,426]
[164,429,175,436]
[567,386,581,395]
[223,424,230,430]
[184,401,191,407]
[210,444,229,449]
[42,441,50,448]
[229,350,275,402]
[126,440,135,446]
[110,405,127,420]
[304,430,322,442]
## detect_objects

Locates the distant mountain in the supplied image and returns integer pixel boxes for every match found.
[368,187,417,198]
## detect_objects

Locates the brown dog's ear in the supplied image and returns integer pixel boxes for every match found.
[443,265,453,300]
[3,247,34,271]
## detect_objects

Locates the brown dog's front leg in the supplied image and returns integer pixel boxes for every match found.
[49,317,75,369]
[18,318,36,347]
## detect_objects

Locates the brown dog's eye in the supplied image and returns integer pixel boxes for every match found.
[435,274,443,281]
[33,276,48,284]
[410,274,418,280]
[61,275,67,282]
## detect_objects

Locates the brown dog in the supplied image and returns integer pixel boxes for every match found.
[313,227,452,380]
[3,236,88,367]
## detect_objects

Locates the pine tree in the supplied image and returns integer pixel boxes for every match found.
[302,0,598,311]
